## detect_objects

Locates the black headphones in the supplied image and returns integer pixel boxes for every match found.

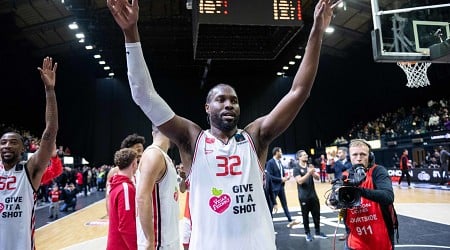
[350,139,375,167]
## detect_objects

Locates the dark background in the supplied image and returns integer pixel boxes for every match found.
[1,0,449,166]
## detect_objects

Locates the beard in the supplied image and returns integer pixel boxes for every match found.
[1,152,20,165]
[209,112,239,132]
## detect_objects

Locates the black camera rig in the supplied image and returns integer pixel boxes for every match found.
[326,164,367,209]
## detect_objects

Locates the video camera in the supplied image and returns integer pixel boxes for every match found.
[326,164,367,209]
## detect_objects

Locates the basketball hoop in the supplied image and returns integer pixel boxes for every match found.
[396,61,432,88]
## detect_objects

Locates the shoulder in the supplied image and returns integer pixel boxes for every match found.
[372,165,388,175]
[266,159,275,167]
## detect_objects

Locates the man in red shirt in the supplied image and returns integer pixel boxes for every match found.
[107,148,138,250]
[398,149,411,188]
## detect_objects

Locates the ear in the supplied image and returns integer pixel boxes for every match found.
[205,103,210,113]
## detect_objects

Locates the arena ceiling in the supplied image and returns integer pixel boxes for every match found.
[1,0,398,79]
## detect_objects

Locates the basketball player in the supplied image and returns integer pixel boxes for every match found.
[135,128,180,249]
[0,56,59,250]
[107,0,338,248]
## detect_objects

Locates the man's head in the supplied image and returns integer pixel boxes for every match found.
[114,148,138,174]
[296,150,308,163]
[205,84,240,132]
[0,132,25,165]
[349,139,371,169]
[402,149,408,155]
[272,147,282,159]
[120,133,145,163]
[337,147,348,160]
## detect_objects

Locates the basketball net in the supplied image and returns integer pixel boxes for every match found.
[396,61,432,88]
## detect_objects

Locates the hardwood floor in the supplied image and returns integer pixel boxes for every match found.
[35,180,450,249]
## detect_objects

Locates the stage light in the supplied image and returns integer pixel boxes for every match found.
[325,26,335,33]
[68,22,78,30]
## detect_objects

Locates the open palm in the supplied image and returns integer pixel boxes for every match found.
[37,56,57,89]
[107,0,139,31]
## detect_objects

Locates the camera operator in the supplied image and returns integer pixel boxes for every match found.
[343,139,395,250]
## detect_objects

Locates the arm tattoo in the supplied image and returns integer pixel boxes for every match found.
[42,132,52,141]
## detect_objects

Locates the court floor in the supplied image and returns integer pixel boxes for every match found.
[34,180,450,249]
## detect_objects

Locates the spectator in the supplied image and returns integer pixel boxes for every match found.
[60,183,77,212]
[398,149,412,188]
[438,146,450,185]
[265,147,296,227]
[107,148,138,250]
[48,184,61,219]
[293,150,328,242]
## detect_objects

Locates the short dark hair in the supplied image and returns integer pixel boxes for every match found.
[296,150,307,160]
[338,147,348,154]
[114,148,137,170]
[120,133,145,149]
[1,131,25,146]
[272,147,281,156]
[205,83,236,104]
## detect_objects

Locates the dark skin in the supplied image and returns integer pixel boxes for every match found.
[107,0,337,173]
[0,57,58,190]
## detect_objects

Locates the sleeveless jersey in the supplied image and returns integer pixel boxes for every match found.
[0,162,36,250]
[136,145,180,250]
[188,130,276,250]
[345,165,392,250]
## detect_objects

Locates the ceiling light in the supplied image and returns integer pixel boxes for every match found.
[75,33,85,39]
[276,72,284,76]
[99,61,106,65]
[325,26,335,33]
[104,66,111,70]
[93,54,101,59]
[283,66,289,70]
[78,39,84,43]
[288,61,295,65]
[85,45,94,50]
[295,55,302,59]
[109,73,115,77]
[68,22,78,30]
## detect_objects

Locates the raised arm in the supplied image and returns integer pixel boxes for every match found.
[28,57,59,190]
[248,0,337,147]
[107,0,201,166]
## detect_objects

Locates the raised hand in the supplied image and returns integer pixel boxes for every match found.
[107,0,139,32]
[37,56,57,89]
[313,0,339,33]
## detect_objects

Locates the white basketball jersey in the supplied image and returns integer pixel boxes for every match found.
[0,162,36,250]
[188,130,276,250]
[136,145,180,250]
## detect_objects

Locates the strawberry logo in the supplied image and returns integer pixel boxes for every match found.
[209,187,231,214]
[0,203,4,213]
[206,137,215,144]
